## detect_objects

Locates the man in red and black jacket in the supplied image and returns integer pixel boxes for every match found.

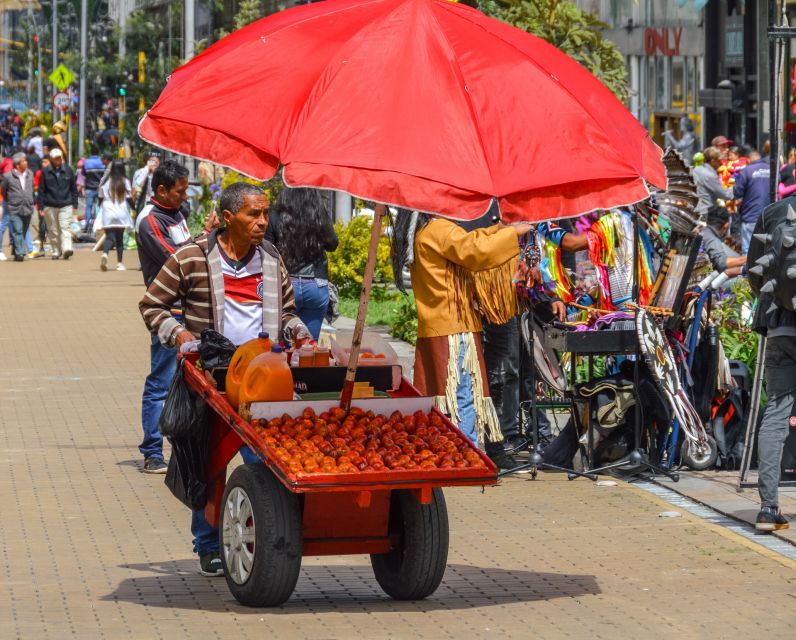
[135,160,191,474]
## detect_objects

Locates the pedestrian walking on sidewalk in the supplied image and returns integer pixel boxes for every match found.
[29,157,50,257]
[97,160,132,272]
[0,152,35,262]
[37,148,78,260]
[81,147,106,233]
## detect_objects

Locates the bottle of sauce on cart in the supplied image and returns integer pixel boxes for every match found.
[225,332,273,408]
[239,346,295,407]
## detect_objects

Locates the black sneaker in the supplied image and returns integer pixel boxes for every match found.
[503,434,528,453]
[199,551,224,577]
[63,249,73,260]
[755,506,789,532]
[488,449,518,471]
[143,457,168,474]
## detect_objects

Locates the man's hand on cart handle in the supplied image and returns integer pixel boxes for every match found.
[551,301,567,322]
[174,328,197,350]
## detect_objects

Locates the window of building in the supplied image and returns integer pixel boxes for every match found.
[656,56,668,110]
[672,56,685,111]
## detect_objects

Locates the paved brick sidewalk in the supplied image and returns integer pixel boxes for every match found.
[0,250,794,640]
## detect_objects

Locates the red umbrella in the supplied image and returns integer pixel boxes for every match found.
[139,0,667,406]
[139,0,665,222]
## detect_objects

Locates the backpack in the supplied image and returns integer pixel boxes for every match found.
[749,204,796,311]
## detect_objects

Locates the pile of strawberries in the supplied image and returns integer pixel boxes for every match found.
[252,407,488,475]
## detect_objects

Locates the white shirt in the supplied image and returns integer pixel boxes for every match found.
[221,248,264,346]
[132,166,154,202]
[14,169,26,191]
[98,180,133,229]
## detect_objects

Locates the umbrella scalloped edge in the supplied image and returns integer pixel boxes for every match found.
[138,114,281,182]
[285,162,654,222]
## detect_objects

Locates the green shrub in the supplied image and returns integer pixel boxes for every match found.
[328,216,393,298]
[390,295,418,345]
[713,279,760,380]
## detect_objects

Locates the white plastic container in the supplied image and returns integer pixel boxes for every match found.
[330,330,399,367]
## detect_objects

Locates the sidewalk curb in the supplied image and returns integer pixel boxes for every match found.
[645,476,796,548]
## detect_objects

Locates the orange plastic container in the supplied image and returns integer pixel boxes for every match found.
[298,345,316,367]
[225,332,273,409]
[239,346,294,405]
[314,346,331,367]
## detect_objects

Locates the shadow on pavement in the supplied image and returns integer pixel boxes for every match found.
[102,560,600,613]
[116,459,144,470]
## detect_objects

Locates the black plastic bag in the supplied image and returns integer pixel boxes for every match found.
[159,359,207,438]
[165,426,211,511]
[159,358,212,510]
[199,329,237,370]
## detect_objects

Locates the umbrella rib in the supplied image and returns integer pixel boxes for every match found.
[436,1,648,180]
[283,0,410,155]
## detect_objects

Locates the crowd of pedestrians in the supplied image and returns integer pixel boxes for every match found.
[0,115,164,270]
[691,135,774,255]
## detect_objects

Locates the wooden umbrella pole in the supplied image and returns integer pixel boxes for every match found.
[340,203,386,410]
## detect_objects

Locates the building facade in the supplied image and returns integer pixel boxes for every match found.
[576,0,772,152]
[576,0,705,148]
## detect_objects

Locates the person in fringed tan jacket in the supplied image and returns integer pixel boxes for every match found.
[392,210,531,449]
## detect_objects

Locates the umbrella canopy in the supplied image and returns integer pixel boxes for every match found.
[139,0,664,222]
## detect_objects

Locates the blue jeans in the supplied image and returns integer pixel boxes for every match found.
[192,446,262,555]
[741,220,757,256]
[84,189,98,232]
[139,335,176,461]
[291,276,329,341]
[456,335,477,445]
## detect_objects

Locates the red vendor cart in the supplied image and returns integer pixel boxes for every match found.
[181,354,498,607]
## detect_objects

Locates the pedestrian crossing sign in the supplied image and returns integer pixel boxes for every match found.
[49,64,75,91]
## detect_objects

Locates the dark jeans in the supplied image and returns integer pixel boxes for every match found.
[103,227,125,262]
[482,318,520,438]
[483,316,555,445]
[192,446,262,555]
[758,336,796,508]
[139,335,176,461]
[9,213,31,257]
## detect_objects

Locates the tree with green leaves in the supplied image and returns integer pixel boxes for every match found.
[480,0,629,101]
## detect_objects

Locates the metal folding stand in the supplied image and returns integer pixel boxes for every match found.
[572,212,679,482]
[499,309,597,481]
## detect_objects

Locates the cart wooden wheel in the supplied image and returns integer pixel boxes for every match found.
[219,464,303,607]
[370,488,449,600]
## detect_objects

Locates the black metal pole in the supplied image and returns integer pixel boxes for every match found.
[769,0,778,202]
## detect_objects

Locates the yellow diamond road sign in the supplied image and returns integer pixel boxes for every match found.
[49,64,75,91]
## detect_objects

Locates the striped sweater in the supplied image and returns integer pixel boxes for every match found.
[140,230,304,346]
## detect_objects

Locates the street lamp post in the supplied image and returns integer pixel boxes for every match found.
[78,0,87,156]
[51,0,57,95]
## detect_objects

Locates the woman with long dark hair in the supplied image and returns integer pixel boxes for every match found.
[268,187,339,340]
[97,159,132,271]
